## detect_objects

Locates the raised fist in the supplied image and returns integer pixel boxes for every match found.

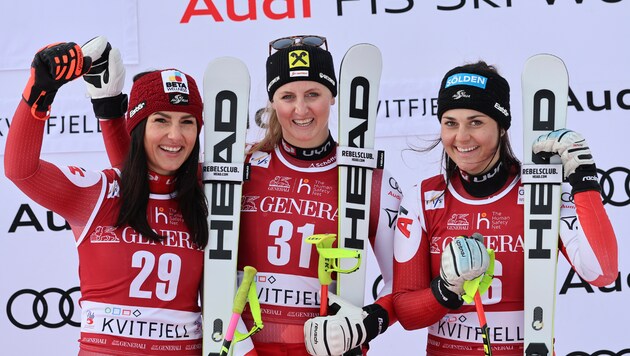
[81,36,128,119]
[23,42,91,119]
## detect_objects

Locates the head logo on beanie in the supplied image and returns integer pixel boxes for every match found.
[126,68,203,134]
[266,45,337,100]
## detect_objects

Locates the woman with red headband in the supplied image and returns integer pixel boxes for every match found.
[5,40,208,355]
[391,61,618,355]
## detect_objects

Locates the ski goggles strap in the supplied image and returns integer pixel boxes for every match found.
[269,35,328,55]
[233,280,263,343]
[462,249,496,304]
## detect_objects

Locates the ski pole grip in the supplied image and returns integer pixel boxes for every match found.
[234,266,257,314]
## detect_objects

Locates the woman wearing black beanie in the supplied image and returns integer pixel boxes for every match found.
[391,61,618,355]
[241,35,400,356]
[89,35,400,356]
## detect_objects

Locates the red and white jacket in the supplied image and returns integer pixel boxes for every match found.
[238,143,402,352]
[96,116,401,355]
[5,101,204,355]
[392,167,617,356]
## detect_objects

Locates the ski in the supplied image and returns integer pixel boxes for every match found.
[202,57,250,356]
[521,54,568,356]
[336,44,383,308]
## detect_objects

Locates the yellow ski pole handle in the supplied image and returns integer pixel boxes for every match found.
[463,249,495,356]
[306,234,337,286]
[306,234,362,315]
[305,234,363,284]
[220,266,257,356]
[233,278,263,343]
[306,234,337,315]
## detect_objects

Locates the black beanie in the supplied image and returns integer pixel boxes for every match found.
[437,65,511,129]
[266,45,337,100]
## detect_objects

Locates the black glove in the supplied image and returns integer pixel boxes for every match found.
[431,275,464,310]
[22,42,91,119]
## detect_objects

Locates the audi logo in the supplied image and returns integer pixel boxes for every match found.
[597,167,630,207]
[567,349,630,356]
[6,287,81,329]
[372,275,384,301]
[389,177,403,195]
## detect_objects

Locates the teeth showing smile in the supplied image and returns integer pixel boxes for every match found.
[160,145,182,153]
[293,118,314,127]
[457,146,478,153]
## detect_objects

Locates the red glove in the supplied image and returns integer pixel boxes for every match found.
[22,42,92,120]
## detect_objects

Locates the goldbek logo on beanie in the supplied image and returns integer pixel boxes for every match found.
[266,45,337,100]
[437,65,512,130]
[126,68,203,134]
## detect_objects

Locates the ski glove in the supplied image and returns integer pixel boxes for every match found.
[431,235,489,310]
[532,129,600,194]
[81,36,128,119]
[304,292,389,356]
[22,42,91,120]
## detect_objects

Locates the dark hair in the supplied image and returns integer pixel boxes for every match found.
[116,120,209,248]
[421,61,520,183]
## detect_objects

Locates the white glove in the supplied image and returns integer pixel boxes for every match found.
[440,235,489,295]
[532,129,594,179]
[431,235,489,309]
[532,129,600,193]
[80,36,127,119]
[81,36,125,99]
[304,293,388,356]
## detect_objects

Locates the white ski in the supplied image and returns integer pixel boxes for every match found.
[521,54,568,356]
[336,44,383,308]
[202,57,250,356]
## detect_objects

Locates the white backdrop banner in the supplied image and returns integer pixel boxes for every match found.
[1,1,628,355]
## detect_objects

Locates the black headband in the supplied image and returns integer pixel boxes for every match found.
[266,45,337,100]
[437,66,511,129]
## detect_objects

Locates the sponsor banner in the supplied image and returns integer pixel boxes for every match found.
[80,301,202,340]
[0,0,139,71]
[428,310,523,345]
[1,1,629,355]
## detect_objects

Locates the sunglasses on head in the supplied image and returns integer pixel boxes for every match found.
[268,35,328,55]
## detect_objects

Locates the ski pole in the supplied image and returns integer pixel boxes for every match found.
[463,233,496,356]
[463,261,495,356]
[220,266,258,356]
[305,234,361,315]
[474,292,492,356]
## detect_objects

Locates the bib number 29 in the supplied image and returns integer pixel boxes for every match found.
[129,251,181,301]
